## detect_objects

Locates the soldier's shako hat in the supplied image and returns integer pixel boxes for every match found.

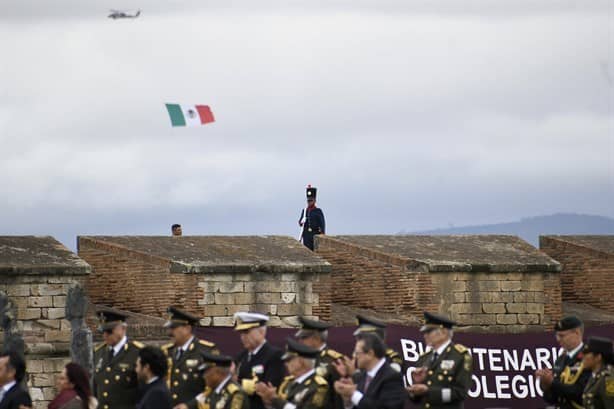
[197,350,233,372]
[164,306,200,328]
[282,337,320,361]
[306,185,317,201]
[233,312,269,331]
[420,311,457,333]
[353,314,387,337]
[296,316,331,338]
[583,337,613,363]
[554,316,583,332]
[97,308,128,332]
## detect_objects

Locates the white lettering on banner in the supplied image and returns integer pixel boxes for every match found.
[399,338,562,401]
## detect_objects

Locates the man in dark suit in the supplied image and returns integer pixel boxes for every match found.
[298,185,325,251]
[353,315,403,374]
[234,312,286,409]
[0,351,32,409]
[333,332,405,409]
[136,346,173,409]
[535,316,591,409]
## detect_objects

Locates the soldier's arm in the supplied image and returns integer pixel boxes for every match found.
[264,350,287,387]
[598,375,614,408]
[425,351,472,405]
[303,380,328,409]
[319,210,325,234]
[549,367,592,403]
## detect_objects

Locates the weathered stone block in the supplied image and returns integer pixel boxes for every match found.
[52,296,67,307]
[200,274,233,282]
[212,317,234,326]
[31,284,65,296]
[31,374,55,387]
[501,281,522,291]
[277,304,300,316]
[451,281,467,292]
[451,303,482,314]
[491,292,514,303]
[213,282,244,293]
[28,297,53,308]
[279,282,296,292]
[527,303,544,314]
[482,303,506,314]
[256,293,281,304]
[18,308,41,320]
[457,314,496,325]
[28,360,44,373]
[518,314,540,325]
[46,308,65,319]
[45,330,70,342]
[234,293,256,304]
[521,280,544,291]
[506,303,527,313]
[7,285,31,297]
[496,314,518,325]
[214,293,235,305]
[281,293,296,303]
[478,281,501,291]
[281,274,297,281]
[197,293,215,305]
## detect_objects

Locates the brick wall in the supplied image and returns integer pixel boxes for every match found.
[0,275,85,409]
[540,237,614,313]
[79,238,331,327]
[316,236,561,332]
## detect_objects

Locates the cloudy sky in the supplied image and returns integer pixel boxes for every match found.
[1,0,612,250]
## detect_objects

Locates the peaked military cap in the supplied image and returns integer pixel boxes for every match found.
[554,316,583,332]
[306,185,317,200]
[197,350,233,372]
[583,336,613,359]
[353,314,387,336]
[296,316,331,338]
[233,312,269,331]
[97,308,128,332]
[420,311,457,332]
[164,306,200,328]
[281,337,320,361]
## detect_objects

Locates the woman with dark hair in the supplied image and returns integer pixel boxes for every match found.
[48,363,97,409]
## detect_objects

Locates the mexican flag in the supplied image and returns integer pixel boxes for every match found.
[165,103,215,127]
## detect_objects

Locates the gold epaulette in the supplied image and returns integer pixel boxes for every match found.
[94,342,106,352]
[386,348,399,357]
[326,349,343,359]
[161,343,174,353]
[199,339,216,348]
[314,375,328,386]
[454,344,468,354]
[131,340,145,349]
[419,349,432,358]
[227,383,239,394]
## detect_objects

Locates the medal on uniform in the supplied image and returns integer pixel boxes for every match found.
[440,360,455,370]
[294,388,309,403]
[252,365,264,375]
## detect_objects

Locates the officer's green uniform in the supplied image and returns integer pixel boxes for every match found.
[582,337,614,409]
[272,338,329,409]
[189,351,249,409]
[162,306,219,407]
[583,367,614,409]
[408,312,473,409]
[296,317,347,409]
[209,379,250,409]
[353,315,404,373]
[92,310,145,409]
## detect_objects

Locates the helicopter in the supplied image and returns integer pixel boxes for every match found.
[108,9,141,19]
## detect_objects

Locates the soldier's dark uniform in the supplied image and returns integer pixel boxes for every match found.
[542,317,592,409]
[92,310,145,409]
[353,315,404,374]
[295,317,347,409]
[408,312,473,409]
[582,337,614,409]
[271,339,329,409]
[234,312,286,409]
[298,186,325,251]
[189,352,250,409]
[161,307,218,408]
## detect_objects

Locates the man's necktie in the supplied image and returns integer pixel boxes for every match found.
[363,375,373,393]
[175,348,183,362]
[247,352,253,362]
[108,347,114,362]
[431,352,440,367]
[0,388,5,403]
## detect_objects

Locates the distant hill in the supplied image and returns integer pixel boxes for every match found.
[404,213,614,247]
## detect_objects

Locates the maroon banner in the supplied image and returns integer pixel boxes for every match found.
[196,324,614,409]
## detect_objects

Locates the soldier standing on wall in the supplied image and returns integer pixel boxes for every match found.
[298,185,325,251]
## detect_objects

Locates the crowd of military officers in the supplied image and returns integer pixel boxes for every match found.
[91,307,614,409]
